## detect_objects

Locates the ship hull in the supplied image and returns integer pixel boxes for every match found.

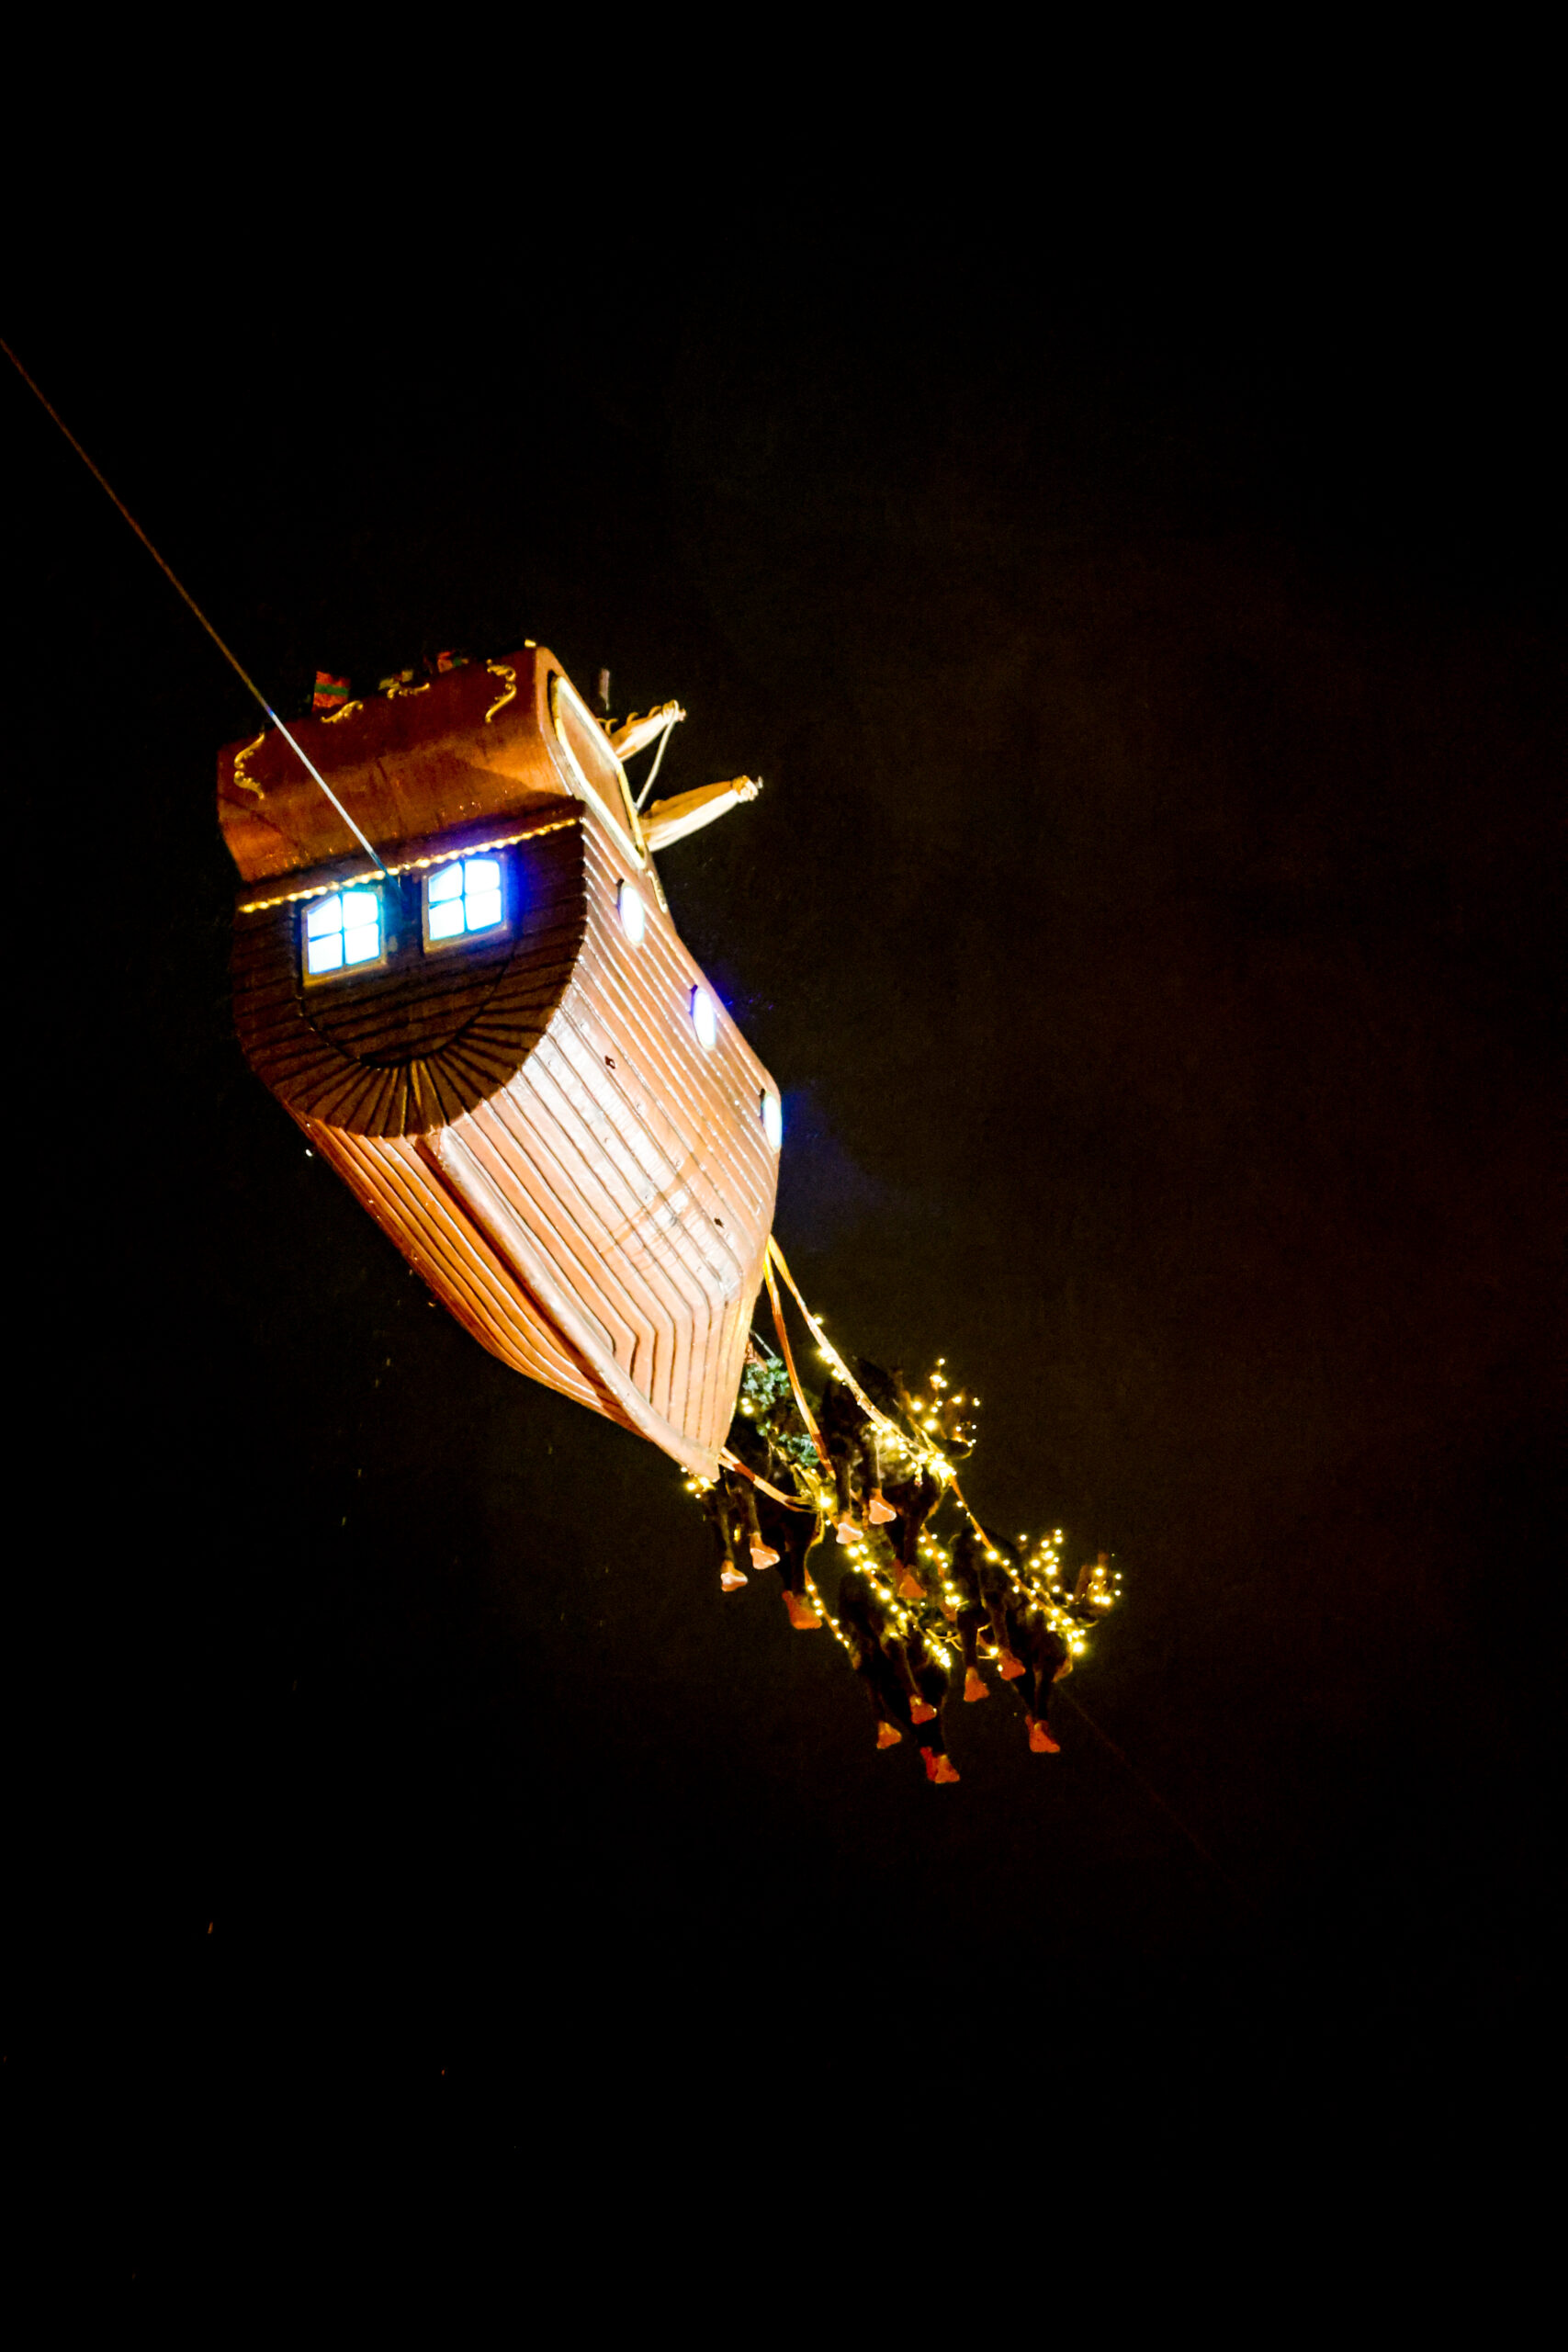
[224,650,779,1476]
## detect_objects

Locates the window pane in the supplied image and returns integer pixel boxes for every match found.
[306,895,342,940]
[428,897,465,940]
[463,859,501,896]
[343,922,381,966]
[428,865,463,904]
[306,931,344,974]
[465,890,503,933]
[341,891,378,928]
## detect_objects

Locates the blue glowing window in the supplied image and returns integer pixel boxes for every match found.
[303,888,385,980]
[423,856,509,947]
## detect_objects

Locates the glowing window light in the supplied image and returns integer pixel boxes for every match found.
[303,888,383,978]
[617,880,646,944]
[691,986,718,1050]
[424,855,508,946]
[760,1090,783,1150]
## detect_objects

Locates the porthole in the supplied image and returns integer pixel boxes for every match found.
[691,986,717,1050]
[617,880,646,945]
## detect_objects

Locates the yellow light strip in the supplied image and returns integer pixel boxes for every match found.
[235,816,579,914]
[754,1247,1106,1669]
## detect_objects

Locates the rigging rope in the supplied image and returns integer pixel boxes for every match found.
[1055,1688,1258,1912]
[762,1246,829,1465]
[767,1238,1018,1556]
[2,338,389,876]
[717,1446,812,1511]
[767,1238,923,1457]
[739,1247,1237,1865]
[634,717,674,811]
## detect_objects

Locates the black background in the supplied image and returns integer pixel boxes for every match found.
[7,202,1561,2179]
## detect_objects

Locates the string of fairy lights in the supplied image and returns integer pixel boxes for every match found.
[688,1238,1122,1736]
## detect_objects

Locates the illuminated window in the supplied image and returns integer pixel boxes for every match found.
[423,855,509,949]
[691,986,718,1049]
[617,880,646,944]
[760,1090,783,1150]
[303,888,385,980]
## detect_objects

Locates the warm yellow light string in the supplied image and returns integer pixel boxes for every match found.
[765,1238,1012,1564]
[764,1241,968,1596]
[233,817,579,914]
[770,1247,1118,1657]
[765,1238,940,1470]
[731,1243,1114,1681]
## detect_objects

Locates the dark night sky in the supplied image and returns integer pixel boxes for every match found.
[7,206,1561,2177]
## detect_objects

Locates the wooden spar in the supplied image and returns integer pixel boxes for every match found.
[223,647,780,1475]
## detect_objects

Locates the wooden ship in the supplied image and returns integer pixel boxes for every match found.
[220,647,779,1481]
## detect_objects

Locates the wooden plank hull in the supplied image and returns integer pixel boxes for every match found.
[224,650,779,1476]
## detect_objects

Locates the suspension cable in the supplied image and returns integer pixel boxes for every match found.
[2,337,389,876]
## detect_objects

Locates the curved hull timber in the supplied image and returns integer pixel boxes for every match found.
[222,650,779,1478]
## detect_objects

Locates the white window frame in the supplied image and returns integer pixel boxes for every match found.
[300,885,389,987]
[420,852,514,956]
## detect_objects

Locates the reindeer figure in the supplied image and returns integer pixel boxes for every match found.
[947,1524,1028,1700]
[1009,1608,1072,1754]
[907,1625,960,1783]
[753,1480,826,1631]
[703,1479,752,1594]
[818,1376,897,1544]
[836,1569,916,1750]
[881,1462,948,1600]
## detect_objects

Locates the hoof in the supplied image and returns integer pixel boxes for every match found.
[909,1699,937,1724]
[719,1566,749,1592]
[750,1543,781,1567]
[835,1519,859,1546]
[876,1721,903,1749]
[963,1668,989,1703]
[784,1592,822,1630]
[933,1755,961,1783]
[1028,1719,1060,1754]
[897,1572,924,1600]
[867,1492,897,1524]
[999,1652,1026,1680]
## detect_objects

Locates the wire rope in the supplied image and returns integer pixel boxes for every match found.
[2,337,389,875]
[633,718,674,811]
